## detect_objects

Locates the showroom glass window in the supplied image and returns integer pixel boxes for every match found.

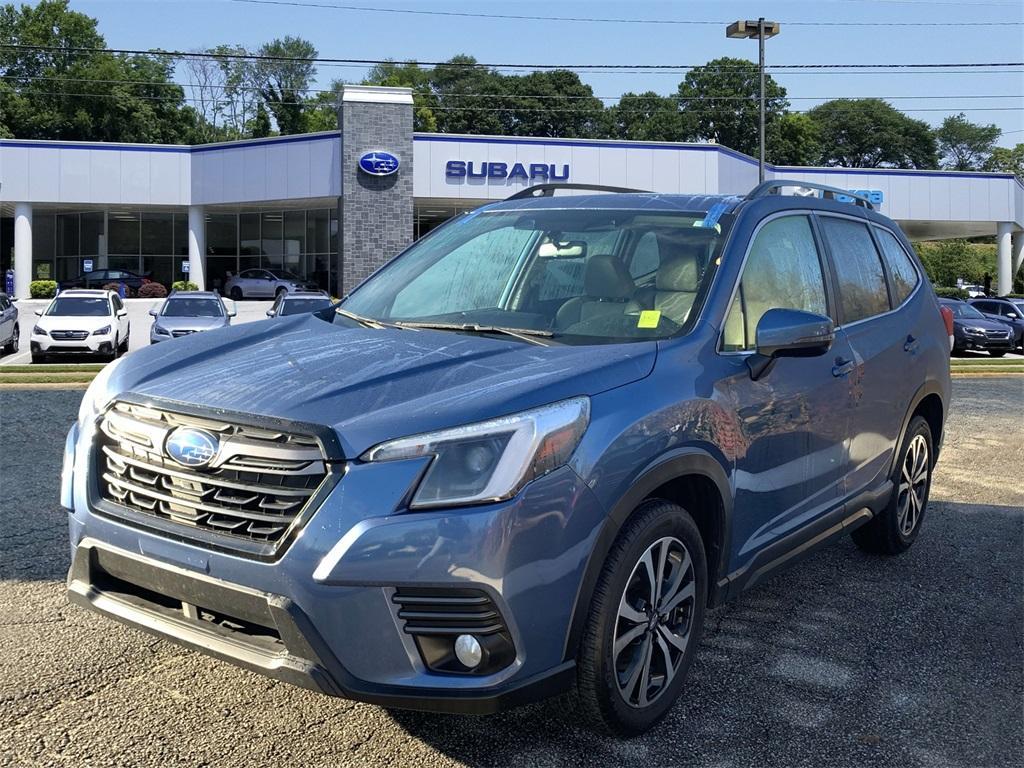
[721,215,829,351]
[818,217,891,324]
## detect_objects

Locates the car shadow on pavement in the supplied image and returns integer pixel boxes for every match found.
[386,499,1023,768]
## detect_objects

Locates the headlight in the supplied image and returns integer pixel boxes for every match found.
[32,325,48,336]
[153,325,170,336]
[362,397,590,508]
[78,356,125,427]
[93,325,112,336]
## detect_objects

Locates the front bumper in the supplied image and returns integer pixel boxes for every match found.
[64,417,605,713]
[33,332,114,354]
[955,334,1013,352]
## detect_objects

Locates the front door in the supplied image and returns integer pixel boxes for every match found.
[719,214,854,571]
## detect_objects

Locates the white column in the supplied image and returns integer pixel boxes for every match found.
[187,205,206,290]
[13,203,32,299]
[1012,231,1023,278]
[996,222,1013,297]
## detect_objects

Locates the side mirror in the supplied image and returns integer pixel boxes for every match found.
[266,309,275,317]
[148,308,158,317]
[227,307,237,317]
[1007,312,1019,319]
[117,309,128,318]
[34,309,43,317]
[748,308,835,380]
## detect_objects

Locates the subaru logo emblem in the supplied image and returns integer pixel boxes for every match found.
[165,427,220,468]
[358,151,400,176]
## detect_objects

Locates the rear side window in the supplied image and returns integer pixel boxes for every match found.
[819,217,890,324]
[722,215,828,351]
[874,228,919,305]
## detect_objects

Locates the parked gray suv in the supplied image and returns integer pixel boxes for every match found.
[149,291,235,344]
[64,181,951,736]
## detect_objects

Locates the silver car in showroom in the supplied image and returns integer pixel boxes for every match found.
[224,268,319,300]
[149,291,235,344]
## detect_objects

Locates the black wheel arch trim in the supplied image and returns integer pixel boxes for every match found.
[891,378,947,475]
[561,447,733,663]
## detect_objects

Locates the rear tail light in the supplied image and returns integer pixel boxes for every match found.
[939,305,954,352]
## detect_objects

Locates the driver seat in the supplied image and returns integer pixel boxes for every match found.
[555,254,639,331]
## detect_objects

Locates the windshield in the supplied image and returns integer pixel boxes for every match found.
[1013,301,1024,315]
[269,269,301,281]
[162,298,224,317]
[340,207,733,344]
[281,298,332,316]
[950,302,985,319]
[46,297,111,317]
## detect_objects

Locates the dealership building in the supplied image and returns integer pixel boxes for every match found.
[2,85,1022,299]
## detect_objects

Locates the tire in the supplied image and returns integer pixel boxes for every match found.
[31,352,47,364]
[120,327,130,353]
[275,286,288,298]
[576,499,707,737]
[989,351,1006,358]
[2,325,17,354]
[851,415,934,556]
[230,287,243,301]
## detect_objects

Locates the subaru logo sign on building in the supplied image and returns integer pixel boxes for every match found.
[358,151,400,176]
[165,427,220,468]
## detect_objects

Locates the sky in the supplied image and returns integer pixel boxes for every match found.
[67,0,1024,147]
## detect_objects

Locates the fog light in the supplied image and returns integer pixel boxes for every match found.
[454,634,482,669]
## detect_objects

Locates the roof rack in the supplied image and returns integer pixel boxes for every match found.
[747,180,875,210]
[505,182,648,201]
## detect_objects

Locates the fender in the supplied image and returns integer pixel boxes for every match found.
[888,377,947,477]
[561,447,733,662]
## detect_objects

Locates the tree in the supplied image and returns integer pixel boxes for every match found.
[0,0,199,143]
[935,113,1000,171]
[305,79,343,132]
[253,36,317,135]
[607,91,689,142]
[984,143,1024,179]
[806,99,937,169]
[213,44,263,139]
[429,55,507,135]
[501,70,605,138]
[249,103,272,138]
[676,57,788,157]
[363,60,437,131]
[767,112,822,166]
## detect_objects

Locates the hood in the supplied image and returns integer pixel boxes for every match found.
[954,317,1011,332]
[37,313,113,331]
[153,316,229,332]
[108,315,657,457]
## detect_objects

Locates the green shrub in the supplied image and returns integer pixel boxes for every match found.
[171,281,199,292]
[29,280,57,299]
[933,286,968,300]
[137,282,168,298]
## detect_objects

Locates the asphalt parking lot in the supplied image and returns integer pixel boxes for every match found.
[1,378,1021,767]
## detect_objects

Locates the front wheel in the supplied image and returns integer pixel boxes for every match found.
[2,325,17,354]
[576,499,707,737]
[851,415,933,555]
[989,350,1006,358]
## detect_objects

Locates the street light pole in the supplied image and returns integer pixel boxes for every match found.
[726,18,780,183]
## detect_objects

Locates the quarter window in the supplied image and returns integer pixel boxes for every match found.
[722,215,828,351]
[629,232,660,279]
[819,217,890,324]
[874,228,919,305]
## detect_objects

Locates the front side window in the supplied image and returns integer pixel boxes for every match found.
[280,298,333,316]
[46,297,112,317]
[874,228,919,305]
[162,298,224,318]
[819,217,890,324]
[341,208,733,344]
[721,215,828,352]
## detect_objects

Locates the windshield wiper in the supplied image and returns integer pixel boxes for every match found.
[392,322,555,346]
[334,307,402,330]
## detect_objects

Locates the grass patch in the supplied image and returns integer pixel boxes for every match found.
[1,364,106,373]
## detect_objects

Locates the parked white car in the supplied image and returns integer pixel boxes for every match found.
[31,289,130,363]
[223,268,319,300]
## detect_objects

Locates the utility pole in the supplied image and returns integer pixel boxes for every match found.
[727,18,781,182]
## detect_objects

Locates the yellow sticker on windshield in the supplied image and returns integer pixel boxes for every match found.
[637,310,661,329]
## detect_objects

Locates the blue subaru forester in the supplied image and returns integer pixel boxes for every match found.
[63,181,951,736]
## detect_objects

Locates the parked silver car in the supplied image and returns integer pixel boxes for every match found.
[224,268,319,300]
[265,290,334,318]
[149,291,235,344]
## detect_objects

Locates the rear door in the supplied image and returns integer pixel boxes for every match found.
[0,296,14,342]
[817,215,917,498]
[720,213,856,563]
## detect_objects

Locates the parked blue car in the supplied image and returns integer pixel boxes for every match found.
[969,296,1024,352]
[63,181,951,736]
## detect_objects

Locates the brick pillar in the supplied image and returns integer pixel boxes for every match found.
[339,85,414,298]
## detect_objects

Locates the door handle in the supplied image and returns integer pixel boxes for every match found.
[832,357,855,377]
[903,335,919,353]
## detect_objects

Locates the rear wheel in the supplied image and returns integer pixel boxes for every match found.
[576,499,706,736]
[851,415,933,555]
[230,286,243,301]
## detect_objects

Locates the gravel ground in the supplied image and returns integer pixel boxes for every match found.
[1,378,1021,767]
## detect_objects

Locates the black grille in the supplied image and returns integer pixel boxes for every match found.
[171,330,196,337]
[392,588,506,636]
[51,330,90,340]
[985,329,1010,339]
[96,402,329,548]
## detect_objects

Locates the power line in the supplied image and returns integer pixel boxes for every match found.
[225,0,1024,27]
[2,43,1021,72]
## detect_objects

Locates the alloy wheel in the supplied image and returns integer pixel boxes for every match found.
[614,536,695,708]
[897,434,929,537]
